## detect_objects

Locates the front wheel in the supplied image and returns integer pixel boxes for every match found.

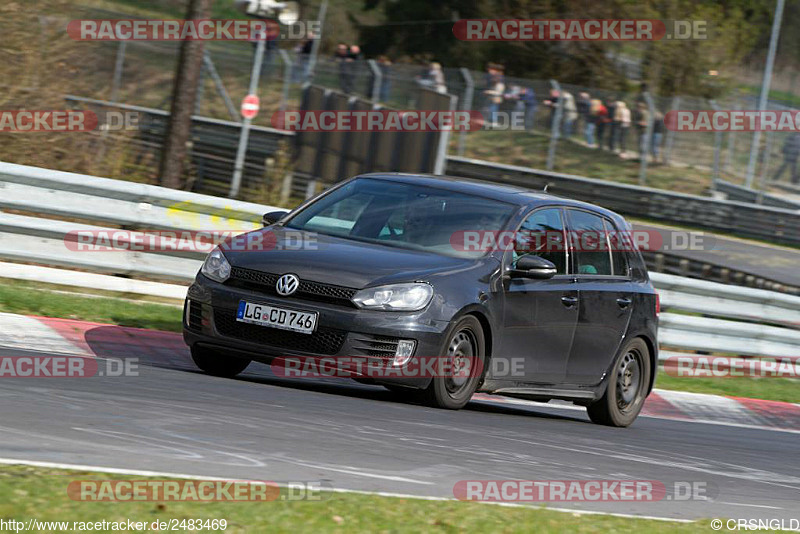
[191,345,251,378]
[421,316,486,410]
[586,338,651,427]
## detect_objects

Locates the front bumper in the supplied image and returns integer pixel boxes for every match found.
[183,274,452,389]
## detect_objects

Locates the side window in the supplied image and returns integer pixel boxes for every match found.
[513,208,568,274]
[604,219,629,277]
[566,210,612,276]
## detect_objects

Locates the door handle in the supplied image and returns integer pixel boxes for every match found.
[616,298,632,309]
[561,296,578,307]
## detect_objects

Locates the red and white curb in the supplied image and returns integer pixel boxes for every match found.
[1,312,798,433]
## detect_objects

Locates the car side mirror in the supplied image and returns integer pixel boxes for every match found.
[511,255,557,279]
[262,210,289,227]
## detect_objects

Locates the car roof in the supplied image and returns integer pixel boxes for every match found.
[356,172,624,221]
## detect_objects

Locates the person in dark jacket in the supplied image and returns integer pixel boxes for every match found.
[773,132,800,184]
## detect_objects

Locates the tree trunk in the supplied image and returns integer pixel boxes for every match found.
[158,0,213,189]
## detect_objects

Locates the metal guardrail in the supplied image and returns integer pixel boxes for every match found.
[715,180,800,210]
[1,162,799,363]
[445,156,800,247]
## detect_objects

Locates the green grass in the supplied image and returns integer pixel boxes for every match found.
[0,279,182,333]
[0,464,716,533]
[656,374,800,404]
[456,129,713,196]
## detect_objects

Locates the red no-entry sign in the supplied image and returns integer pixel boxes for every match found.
[241,94,260,119]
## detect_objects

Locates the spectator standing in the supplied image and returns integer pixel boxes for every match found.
[595,99,609,148]
[293,32,314,82]
[635,101,650,157]
[773,132,800,184]
[651,111,665,162]
[606,98,617,151]
[417,62,446,94]
[614,99,631,155]
[334,43,352,93]
[544,88,560,130]
[562,91,578,137]
[483,65,505,126]
[576,92,591,135]
[586,99,606,147]
[520,86,537,131]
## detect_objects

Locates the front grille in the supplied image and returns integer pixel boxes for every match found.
[351,334,401,360]
[187,300,203,331]
[227,267,357,306]
[213,308,347,355]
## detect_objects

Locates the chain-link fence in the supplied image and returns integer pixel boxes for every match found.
[36,7,800,201]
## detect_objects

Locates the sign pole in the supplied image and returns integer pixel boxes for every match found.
[230,33,268,198]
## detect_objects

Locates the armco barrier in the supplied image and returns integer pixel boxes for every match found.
[445,156,800,247]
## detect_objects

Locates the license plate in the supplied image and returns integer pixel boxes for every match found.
[236,301,318,334]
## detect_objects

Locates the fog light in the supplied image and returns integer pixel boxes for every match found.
[392,340,416,366]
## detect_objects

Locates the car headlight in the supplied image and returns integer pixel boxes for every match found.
[352,283,433,311]
[201,247,231,283]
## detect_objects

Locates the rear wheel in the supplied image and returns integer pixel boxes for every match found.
[191,346,251,378]
[421,316,485,410]
[586,338,651,427]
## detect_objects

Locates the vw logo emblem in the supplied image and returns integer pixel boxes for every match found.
[276,274,300,296]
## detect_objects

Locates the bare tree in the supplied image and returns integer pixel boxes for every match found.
[159,0,213,189]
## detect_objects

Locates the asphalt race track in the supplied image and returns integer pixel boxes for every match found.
[633,222,800,288]
[0,346,798,523]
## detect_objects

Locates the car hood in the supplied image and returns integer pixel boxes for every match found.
[222,227,489,289]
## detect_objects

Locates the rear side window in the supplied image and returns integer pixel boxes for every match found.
[566,209,612,276]
[605,219,630,277]
[514,208,568,274]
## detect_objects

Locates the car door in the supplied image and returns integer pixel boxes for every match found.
[500,207,578,385]
[564,209,635,386]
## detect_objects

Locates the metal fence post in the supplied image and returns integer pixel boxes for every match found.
[745,0,785,188]
[709,100,722,192]
[457,68,474,157]
[305,0,328,80]
[367,59,381,102]
[638,92,655,186]
[278,49,293,111]
[110,41,127,103]
[756,130,775,204]
[194,60,206,115]
[229,35,267,198]
[434,94,458,175]
[203,51,238,121]
[663,96,679,165]
[546,79,563,171]
[725,98,741,171]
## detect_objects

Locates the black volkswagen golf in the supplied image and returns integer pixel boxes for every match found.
[184,174,658,427]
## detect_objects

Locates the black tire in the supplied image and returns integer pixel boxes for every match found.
[191,345,251,378]
[586,338,651,427]
[420,315,486,410]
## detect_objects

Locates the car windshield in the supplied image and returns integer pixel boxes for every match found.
[285,178,517,258]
